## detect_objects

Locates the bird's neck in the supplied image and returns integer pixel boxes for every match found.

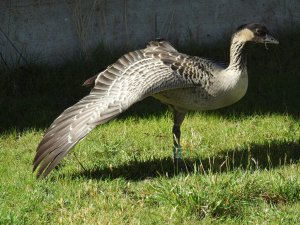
[227,37,247,71]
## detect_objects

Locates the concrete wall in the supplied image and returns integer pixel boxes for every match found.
[1,0,300,66]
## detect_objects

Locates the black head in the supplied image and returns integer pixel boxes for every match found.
[235,23,279,44]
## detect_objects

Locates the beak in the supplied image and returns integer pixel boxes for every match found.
[264,34,279,44]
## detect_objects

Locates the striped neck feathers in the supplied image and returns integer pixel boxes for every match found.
[227,29,252,70]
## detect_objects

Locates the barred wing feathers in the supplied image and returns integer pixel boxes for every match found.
[33,41,207,177]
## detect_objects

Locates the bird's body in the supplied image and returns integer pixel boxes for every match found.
[153,64,248,112]
[33,23,278,177]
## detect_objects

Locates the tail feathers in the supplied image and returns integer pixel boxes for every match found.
[33,95,122,177]
[83,75,98,86]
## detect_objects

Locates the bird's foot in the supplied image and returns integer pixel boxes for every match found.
[173,146,182,160]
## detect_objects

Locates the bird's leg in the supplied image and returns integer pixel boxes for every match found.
[172,110,186,160]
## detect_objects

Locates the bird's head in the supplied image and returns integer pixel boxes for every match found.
[234,23,279,44]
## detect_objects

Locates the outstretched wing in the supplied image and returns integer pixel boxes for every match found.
[33,40,204,177]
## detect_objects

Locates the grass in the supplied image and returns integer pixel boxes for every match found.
[1,29,300,224]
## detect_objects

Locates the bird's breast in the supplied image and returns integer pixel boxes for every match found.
[152,69,248,111]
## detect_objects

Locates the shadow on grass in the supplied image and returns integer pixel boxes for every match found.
[71,140,300,181]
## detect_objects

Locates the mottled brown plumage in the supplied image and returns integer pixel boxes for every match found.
[33,24,278,177]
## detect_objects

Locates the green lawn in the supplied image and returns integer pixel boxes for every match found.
[1,32,300,224]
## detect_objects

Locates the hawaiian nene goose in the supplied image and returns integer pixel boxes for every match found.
[33,23,278,177]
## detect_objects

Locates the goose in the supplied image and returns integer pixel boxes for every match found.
[33,23,278,177]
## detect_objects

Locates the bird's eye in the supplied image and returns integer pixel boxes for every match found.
[255,28,266,36]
